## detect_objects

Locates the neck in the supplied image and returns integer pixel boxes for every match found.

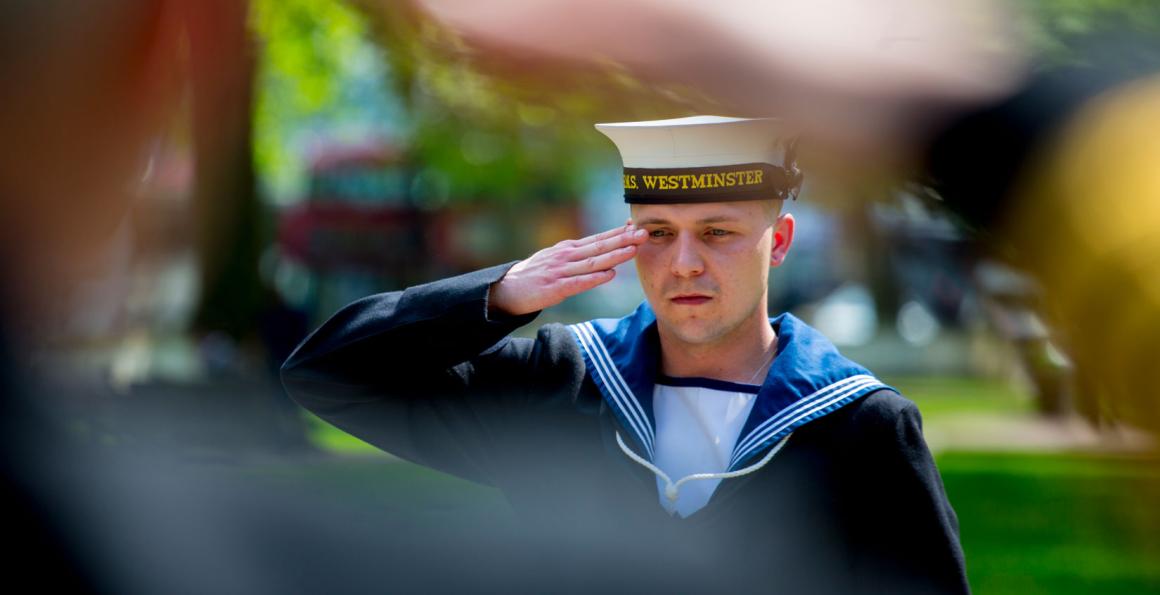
[658,302,777,384]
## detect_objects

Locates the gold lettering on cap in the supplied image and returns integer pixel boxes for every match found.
[627,168,766,195]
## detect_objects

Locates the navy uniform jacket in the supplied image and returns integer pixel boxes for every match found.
[281,262,970,594]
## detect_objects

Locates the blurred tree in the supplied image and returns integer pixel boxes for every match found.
[187,0,266,342]
[366,1,706,207]
[249,0,1160,211]
[252,0,405,204]
[253,0,705,211]
[1027,0,1160,70]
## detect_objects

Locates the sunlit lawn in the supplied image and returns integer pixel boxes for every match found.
[884,374,1037,417]
[296,376,1160,594]
[939,451,1160,594]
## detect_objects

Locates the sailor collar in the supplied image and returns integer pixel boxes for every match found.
[567,302,890,471]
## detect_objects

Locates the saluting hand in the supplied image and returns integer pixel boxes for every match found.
[488,222,648,317]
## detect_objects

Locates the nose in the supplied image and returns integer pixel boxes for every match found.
[670,233,704,278]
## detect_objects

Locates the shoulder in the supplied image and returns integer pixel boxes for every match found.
[527,322,584,364]
[801,388,923,448]
[474,322,586,388]
[791,388,944,502]
[472,321,587,370]
[843,388,920,428]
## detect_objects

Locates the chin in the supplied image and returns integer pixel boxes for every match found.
[657,317,726,347]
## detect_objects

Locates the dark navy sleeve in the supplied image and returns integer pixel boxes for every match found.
[279,262,548,485]
[841,392,970,594]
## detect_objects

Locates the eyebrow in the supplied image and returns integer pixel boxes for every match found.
[634,215,742,226]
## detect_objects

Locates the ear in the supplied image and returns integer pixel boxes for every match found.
[770,212,794,267]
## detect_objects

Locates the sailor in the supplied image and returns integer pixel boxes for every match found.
[282,115,969,593]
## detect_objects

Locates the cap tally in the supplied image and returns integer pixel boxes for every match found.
[596,115,802,204]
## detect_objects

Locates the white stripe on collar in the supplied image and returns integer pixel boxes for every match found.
[730,374,884,468]
[567,306,891,470]
[569,322,655,459]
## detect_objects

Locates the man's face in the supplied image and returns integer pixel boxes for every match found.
[631,200,793,347]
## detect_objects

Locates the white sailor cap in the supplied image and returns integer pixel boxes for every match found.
[596,115,802,204]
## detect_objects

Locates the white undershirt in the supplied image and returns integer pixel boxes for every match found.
[652,381,759,517]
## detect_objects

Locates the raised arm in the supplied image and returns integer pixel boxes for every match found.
[280,222,646,482]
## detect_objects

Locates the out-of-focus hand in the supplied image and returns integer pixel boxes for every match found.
[416,0,1027,166]
[488,222,647,317]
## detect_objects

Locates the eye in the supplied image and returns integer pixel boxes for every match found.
[706,228,732,237]
[648,229,670,238]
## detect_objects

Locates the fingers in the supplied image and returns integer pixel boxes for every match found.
[558,243,638,277]
[494,224,639,315]
[557,268,616,296]
[572,222,635,247]
[570,225,647,259]
[550,223,646,279]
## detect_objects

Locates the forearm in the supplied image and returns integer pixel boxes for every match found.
[280,262,539,393]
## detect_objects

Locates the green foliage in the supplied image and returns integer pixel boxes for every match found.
[252,0,364,113]
[251,0,400,203]
[250,0,1160,208]
[1023,0,1160,68]
[367,11,625,206]
[251,0,694,208]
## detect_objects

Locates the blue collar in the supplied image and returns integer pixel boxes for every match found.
[568,301,889,471]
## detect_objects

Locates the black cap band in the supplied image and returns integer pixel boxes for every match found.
[622,163,798,204]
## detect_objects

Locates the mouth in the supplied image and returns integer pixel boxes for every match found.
[669,294,713,306]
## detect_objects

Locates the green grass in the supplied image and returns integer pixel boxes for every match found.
[938,451,1160,595]
[882,374,1036,417]
[303,411,386,455]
